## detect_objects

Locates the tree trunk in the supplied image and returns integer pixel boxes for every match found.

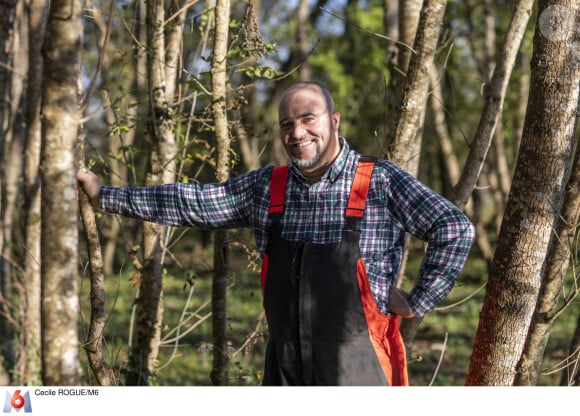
[383,0,399,58]
[126,0,179,385]
[560,312,580,386]
[450,0,534,211]
[296,0,311,81]
[78,7,119,382]
[77,137,118,386]
[210,0,231,386]
[466,0,580,385]
[0,0,26,384]
[514,120,580,386]
[482,0,512,232]
[40,0,84,385]
[387,0,446,174]
[387,0,421,134]
[19,0,47,386]
[429,64,495,261]
[90,2,136,276]
[235,2,263,172]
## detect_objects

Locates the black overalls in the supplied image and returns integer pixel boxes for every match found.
[260,157,408,386]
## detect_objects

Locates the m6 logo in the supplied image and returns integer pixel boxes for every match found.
[3,391,32,413]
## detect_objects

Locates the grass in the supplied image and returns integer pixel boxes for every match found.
[78,233,577,386]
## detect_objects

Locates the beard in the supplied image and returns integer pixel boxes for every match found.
[290,137,322,169]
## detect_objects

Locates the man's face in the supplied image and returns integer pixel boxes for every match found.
[278,86,341,174]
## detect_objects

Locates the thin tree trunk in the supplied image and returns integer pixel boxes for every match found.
[489,125,511,229]
[0,0,17,160]
[0,85,23,386]
[560,312,580,386]
[101,91,136,276]
[210,0,231,386]
[387,0,446,175]
[429,66,460,188]
[387,0,421,134]
[466,0,580,385]
[482,0,511,231]
[91,2,135,276]
[234,119,261,171]
[19,0,47,386]
[77,6,119,381]
[383,0,399,58]
[450,0,534,211]
[515,52,529,157]
[429,64,495,261]
[297,0,311,81]
[235,2,263,172]
[77,138,118,386]
[40,0,84,385]
[126,0,179,385]
[0,0,26,383]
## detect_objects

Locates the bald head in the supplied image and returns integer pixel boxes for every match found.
[279,82,335,116]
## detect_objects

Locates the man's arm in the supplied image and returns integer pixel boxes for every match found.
[76,167,272,230]
[382,161,476,317]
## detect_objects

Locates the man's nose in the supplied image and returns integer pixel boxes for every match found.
[291,121,307,138]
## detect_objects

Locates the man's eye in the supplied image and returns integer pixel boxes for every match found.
[302,116,316,124]
[280,122,292,130]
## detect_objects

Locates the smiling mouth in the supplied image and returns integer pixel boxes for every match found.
[292,139,315,147]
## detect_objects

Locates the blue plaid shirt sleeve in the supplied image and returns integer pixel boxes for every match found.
[99,168,272,229]
[381,161,475,316]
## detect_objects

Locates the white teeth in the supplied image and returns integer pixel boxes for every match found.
[294,140,313,147]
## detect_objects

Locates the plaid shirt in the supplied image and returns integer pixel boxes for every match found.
[100,139,475,316]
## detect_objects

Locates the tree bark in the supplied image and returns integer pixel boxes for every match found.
[40,0,84,385]
[450,0,534,211]
[386,0,444,176]
[383,0,399,57]
[210,0,231,387]
[466,0,580,385]
[90,2,136,276]
[0,0,25,384]
[387,0,421,134]
[126,0,179,385]
[77,138,118,386]
[19,0,47,386]
[514,121,580,386]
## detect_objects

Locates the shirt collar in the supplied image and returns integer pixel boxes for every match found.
[290,137,350,183]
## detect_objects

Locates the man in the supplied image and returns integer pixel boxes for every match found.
[77,81,475,386]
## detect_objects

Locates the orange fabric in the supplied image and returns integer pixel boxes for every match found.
[348,157,408,386]
[357,258,409,386]
[269,166,289,215]
[345,160,375,218]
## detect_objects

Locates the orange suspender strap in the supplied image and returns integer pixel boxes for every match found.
[269,165,289,215]
[346,157,376,219]
[270,159,375,218]
[262,165,289,296]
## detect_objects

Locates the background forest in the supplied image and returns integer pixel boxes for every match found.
[1,0,579,387]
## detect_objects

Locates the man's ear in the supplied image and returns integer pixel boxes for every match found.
[332,111,341,130]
